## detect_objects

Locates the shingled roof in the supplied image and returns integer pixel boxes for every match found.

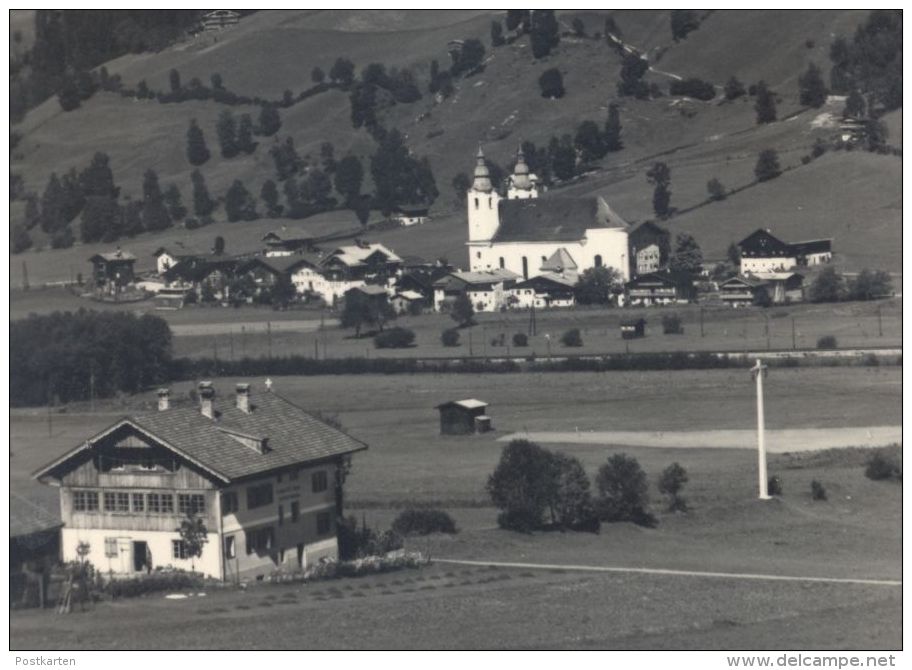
[493,196,630,243]
[10,493,62,538]
[34,390,367,484]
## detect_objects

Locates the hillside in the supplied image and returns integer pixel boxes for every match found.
[10,9,902,283]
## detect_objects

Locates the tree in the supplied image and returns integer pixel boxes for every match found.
[808,266,845,303]
[122,201,143,237]
[311,66,325,84]
[505,10,530,33]
[270,137,301,181]
[572,17,585,37]
[754,149,781,182]
[441,328,460,347]
[141,169,171,232]
[213,235,225,255]
[225,180,258,222]
[727,242,741,267]
[260,179,283,217]
[334,155,364,206]
[451,39,486,77]
[595,453,654,526]
[669,233,703,274]
[646,162,672,218]
[451,172,471,202]
[79,152,118,199]
[191,169,215,218]
[618,53,650,98]
[490,20,505,47]
[549,452,597,530]
[538,68,565,99]
[530,9,560,59]
[163,184,187,222]
[798,62,828,108]
[169,68,181,93]
[270,275,296,307]
[864,119,889,152]
[57,75,82,111]
[303,169,334,210]
[575,266,622,305]
[603,103,623,152]
[186,119,210,166]
[707,178,726,201]
[486,440,558,532]
[340,288,395,337]
[370,129,438,212]
[658,462,688,512]
[210,72,224,90]
[80,196,121,243]
[754,80,777,124]
[11,224,33,254]
[216,110,238,158]
[258,104,281,137]
[329,57,355,87]
[848,269,892,301]
[670,10,700,41]
[236,114,257,154]
[320,141,336,173]
[549,135,576,181]
[724,76,746,100]
[574,120,606,162]
[843,89,866,118]
[176,514,208,572]
[561,328,583,347]
[450,292,475,328]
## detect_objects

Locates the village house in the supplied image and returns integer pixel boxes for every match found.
[154,244,213,275]
[625,271,696,306]
[163,254,241,301]
[628,221,670,277]
[392,203,430,227]
[465,147,631,283]
[510,273,577,309]
[262,228,315,257]
[33,383,367,581]
[737,229,832,274]
[433,269,520,313]
[89,249,136,293]
[200,9,240,30]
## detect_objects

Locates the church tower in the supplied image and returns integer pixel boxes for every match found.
[467,146,501,244]
[507,147,539,200]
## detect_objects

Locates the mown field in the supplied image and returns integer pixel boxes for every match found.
[10,365,901,649]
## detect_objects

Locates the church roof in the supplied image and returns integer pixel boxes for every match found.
[493,196,629,243]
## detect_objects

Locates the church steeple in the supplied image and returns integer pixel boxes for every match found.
[471,145,493,193]
[507,145,539,200]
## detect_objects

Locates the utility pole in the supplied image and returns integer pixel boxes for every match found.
[242,325,247,357]
[89,362,95,413]
[529,305,537,337]
[700,307,704,337]
[314,338,319,359]
[229,332,234,361]
[791,317,796,350]
[878,306,883,337]
[267,321,272,360]
[468,329,473,357]
[765,315,770,351]
[751,359,771,500]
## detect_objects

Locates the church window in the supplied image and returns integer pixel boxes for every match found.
[474,198,479,210]
[477,252,482,259]
[488,197,493,209]
[521,257,529,280]
[499,257,505,269]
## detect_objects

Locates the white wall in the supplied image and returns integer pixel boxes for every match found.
[741,257,798,273]
[466,189,501,243]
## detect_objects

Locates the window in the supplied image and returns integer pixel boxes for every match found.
[222,491,239,514]
[312,471,328,493]
[178,494,206,515]
[160,494,174,514]
[474,197,479,210]
[291,501,300,522]
[316,511,332,536]
[172,540,188,560]
[73,490,99,512]
[224,535,236,559]
[104,492,117,512]
[278,504,284,526]
[115,492,130,513]
[289,469,299,481]
[132,493,144,513]
[247,483,274,509]
[476,251,481,260]
[104,537,118,558]
[246,527,274,554]
[147,493,161,514]
[277,473,283,484]
[521,257,529,280]
[594,255,603,268]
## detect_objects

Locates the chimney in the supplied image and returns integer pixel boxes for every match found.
[198,381,215,419]
[157,388,170,412]
[236,383,251,413]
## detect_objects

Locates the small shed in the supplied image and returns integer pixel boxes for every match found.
[620,318,646,339]
[436,399,491,435]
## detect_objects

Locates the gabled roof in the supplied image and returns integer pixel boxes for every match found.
[89,250,136,263]
[626,270,694,289]
[493,196,630,243]
[721,275,769,288]
[433,269,520,290]
[325,243,403,267]
[238,255,319,276]
[350,284,388,297]
[790,239,832,255]
[34,390,367,484]
[737,229,791,255]
[153,243,212,258]
[748,271,804,281]
[540,248,578,272]
[263,227,313,244]
[10,493,62,538]
[436,399,488,410]
[515,272,578,289]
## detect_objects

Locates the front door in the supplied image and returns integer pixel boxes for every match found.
[133,541,149,572]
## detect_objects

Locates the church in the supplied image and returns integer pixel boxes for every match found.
[465,147,632,283]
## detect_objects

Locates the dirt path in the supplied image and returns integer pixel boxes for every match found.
[498,426,901,452]
[434,559,901,588]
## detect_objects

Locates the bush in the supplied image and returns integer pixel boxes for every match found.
[391,509,457,536]
[810,480,827,501]
[337,516,404,560]
[374,327,416,349]
[662,314,684,335]
[816,335,838,350]
[441,328,461,347]
[595,453,655,526]
[767,475,783,496]
[865,452,902,481]
[561,328,583,347]
[658,462,688,511]
[512,332,528,347]
[105,570,207,599]
[669,77,716,101]
[538,68,565,99]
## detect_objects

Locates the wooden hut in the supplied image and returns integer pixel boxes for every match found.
[436,399,491,435]
[620,318,646,339]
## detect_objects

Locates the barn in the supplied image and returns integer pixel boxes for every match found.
[436,399,491,435]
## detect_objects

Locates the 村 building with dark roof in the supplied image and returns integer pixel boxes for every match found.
[33,382,367,580]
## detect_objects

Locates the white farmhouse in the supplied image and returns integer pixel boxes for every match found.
[465,147,631,283]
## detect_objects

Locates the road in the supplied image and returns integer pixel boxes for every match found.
[498,426,902,452]
[169,318,337,336]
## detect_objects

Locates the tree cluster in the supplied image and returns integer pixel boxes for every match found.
[669,77,716,101]
[828,10,901,112]
[809,266,892,303]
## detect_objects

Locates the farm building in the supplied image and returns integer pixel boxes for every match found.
[628,221,670,277]
[620,318,646,339]
[153,243,217,275]
[625,271,695,306]
[390,290,426,314]
[433,269,520,313]
[436,399,491,435]
[33,383,367,581]
[89,249,136,292]
[262,227,315,257]
[510,273,577,309]
[737,229,832,274]
[720,273,804,307]
[393,203,430,227]
[201,10,240,30]
[10,493,63,608]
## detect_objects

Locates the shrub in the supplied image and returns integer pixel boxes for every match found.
[662,314,684,335]
[810,480,827,501]
[816,335,838,350]
[441,328,461,347]
[561,328,583,347]
[767,475,783,496]
[538,68,565,99]
[105,570,207,599]
[865,452,902,481]
[391,509,457,536]
[595,453,656,526]
[512,332,528,347]
[337,516,404,560]
[658,462,688,511]
[374,327,416,349]
[669,77,716,101]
